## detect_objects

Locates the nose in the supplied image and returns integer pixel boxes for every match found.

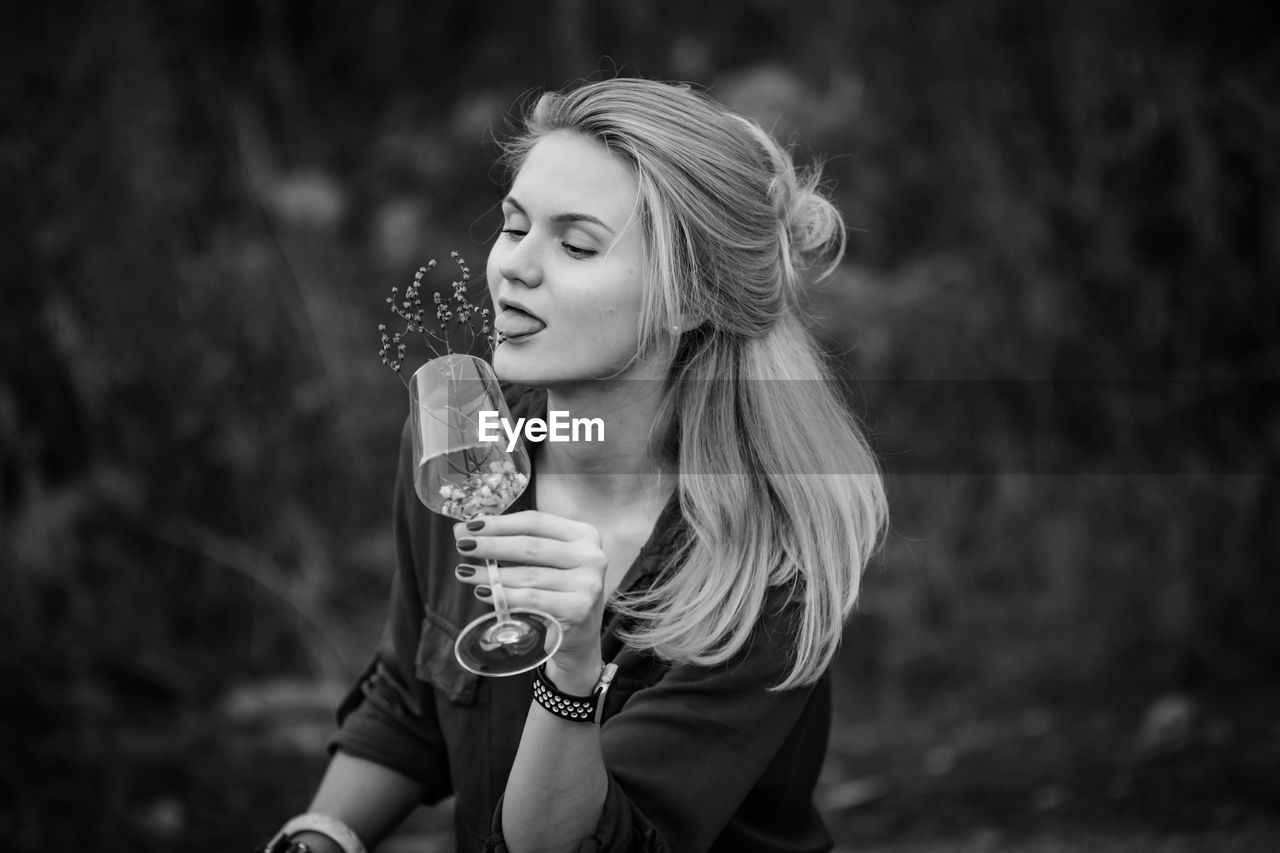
[496,234,542,289]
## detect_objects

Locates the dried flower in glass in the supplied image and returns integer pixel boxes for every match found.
[377,252,493,384]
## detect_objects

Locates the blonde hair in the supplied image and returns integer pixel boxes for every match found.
[501,78,886,689]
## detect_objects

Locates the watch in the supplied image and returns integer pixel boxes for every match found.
[262,837,311,853]
[532,661,619,724]
[259,814,366,853]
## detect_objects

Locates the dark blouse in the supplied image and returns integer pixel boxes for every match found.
[329,386,834,853]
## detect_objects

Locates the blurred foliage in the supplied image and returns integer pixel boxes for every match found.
[2,0,1277,850]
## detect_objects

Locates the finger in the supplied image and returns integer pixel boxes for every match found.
[455,534,604,571]
[454,563,584,592]
[476,584,602,627]
[455,510,600,545]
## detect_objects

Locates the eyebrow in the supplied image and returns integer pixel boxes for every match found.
[502,195,616,236]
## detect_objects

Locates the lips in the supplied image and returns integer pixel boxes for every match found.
[494,306,546,339]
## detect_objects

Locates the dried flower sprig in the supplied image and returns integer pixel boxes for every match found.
[378,251,492,384]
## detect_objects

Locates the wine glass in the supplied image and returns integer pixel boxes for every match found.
[408,353,562,676]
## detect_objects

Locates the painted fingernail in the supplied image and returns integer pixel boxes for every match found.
[465,519,485,531]
[457,538,476,552]
[455,565,476,579]
[476,586,492,599]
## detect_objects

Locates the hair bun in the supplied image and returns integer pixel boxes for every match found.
[746,120,846,291]
[782,178,844,277]
[768,165,845,293]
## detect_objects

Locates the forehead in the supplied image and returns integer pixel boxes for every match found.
[510,131,639,222]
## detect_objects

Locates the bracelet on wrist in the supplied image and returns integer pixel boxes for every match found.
[533,661,618,724]
[259,814,366,853]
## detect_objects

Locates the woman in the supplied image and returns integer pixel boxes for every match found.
[261,77,886,853]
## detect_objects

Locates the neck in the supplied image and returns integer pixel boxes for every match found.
[536,379,673,507]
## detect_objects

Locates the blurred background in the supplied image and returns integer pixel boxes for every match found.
[3,0,1278,850]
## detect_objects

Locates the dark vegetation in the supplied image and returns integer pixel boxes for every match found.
[2,1,1277,850]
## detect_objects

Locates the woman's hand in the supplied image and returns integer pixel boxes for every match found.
[453,510,608,685]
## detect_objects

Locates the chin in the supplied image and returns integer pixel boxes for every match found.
[493,346,649,388]
[492,349,556,386]
[490,349,523,382]
[492,356,598,390]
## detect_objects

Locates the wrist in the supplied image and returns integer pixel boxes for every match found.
[264,814,366,853]
[546,654,602,695]
[533,660,618,725]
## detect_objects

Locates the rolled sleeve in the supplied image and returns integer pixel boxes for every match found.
[329,653,449,802]
[484,775,663,853]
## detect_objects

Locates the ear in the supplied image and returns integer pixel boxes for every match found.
[669,310,707,335]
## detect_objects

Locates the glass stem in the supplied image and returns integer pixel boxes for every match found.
[484,558,512,624]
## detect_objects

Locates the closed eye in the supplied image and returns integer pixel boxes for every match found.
[563,242,596,259]
[500,225,595,259]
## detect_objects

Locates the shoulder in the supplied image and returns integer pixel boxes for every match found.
[658,582,810,694]
[744,582,808,675]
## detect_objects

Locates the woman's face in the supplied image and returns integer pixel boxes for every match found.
[487,131,662,387]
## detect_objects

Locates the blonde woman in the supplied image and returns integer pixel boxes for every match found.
[261,77,886,853]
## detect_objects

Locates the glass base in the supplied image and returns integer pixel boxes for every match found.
[454,609,562,677]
